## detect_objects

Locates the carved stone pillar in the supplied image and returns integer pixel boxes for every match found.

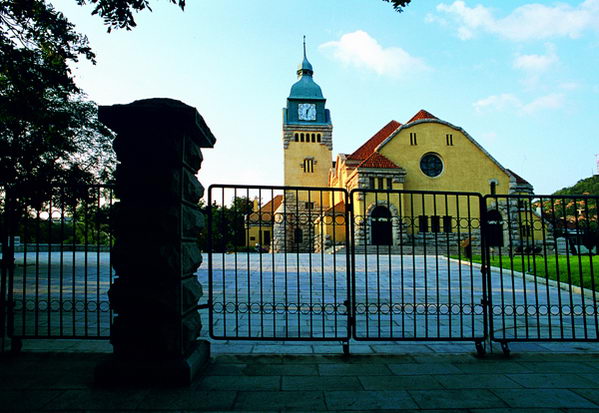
[95,98,215,386]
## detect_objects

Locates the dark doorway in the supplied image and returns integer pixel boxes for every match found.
[371,206,392,246]
[263,230,271,246]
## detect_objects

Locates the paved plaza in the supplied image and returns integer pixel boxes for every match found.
[6,251,599,346]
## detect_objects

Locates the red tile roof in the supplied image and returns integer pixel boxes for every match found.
[406,109,438,124]
[261,194,283,212]
[356,152,401,169]
[506,169,531,186]
[325,200,346,214]
[347,120,401,161]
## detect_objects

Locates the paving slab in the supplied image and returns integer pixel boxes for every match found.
[388,362,461,375]
[282,375,362,391]
[435,373,522,389]
[325,390,418,410]
[137,389,236,410]
[195,375,280,391]
[318,363,392,376]
[234,390,326,410]
[408,389,506,409]
[359,375,444,390]
[242,363,318,376]
[0,390,62,411]
[42,388,148,410]
[506,373,599,388]
[491,388,598,408]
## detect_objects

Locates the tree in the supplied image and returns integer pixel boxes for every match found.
[1,0,116,221]
[76,0,412,32]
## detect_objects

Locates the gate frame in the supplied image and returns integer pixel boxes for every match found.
[348,188,489,354]
[207,184,353,347]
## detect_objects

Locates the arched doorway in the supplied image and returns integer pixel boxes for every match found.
[371,206,392,246]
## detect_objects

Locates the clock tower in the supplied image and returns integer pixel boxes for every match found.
[282,39,333,188]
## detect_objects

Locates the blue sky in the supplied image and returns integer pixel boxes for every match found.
[60,0,599,194]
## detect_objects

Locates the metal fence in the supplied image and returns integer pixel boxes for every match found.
[349,189,487,351]
[484,194,599,352]
[1,184,116,349]
[206,185,351,342]
[2,183,598,356]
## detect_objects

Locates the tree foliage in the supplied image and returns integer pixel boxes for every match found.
[554,175,599,196]
[198,197,253,253]
[1,0,115,213]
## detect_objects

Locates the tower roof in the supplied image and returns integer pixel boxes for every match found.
[289,37,324,100]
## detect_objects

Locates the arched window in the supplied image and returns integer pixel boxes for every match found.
[311,133,316,142]
[317,134,321,142]
[294,228,303,244]
[294,133,299,142]
[490,181,497,195]
[300,133,304,142]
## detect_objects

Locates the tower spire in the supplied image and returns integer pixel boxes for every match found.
[303,35,307,59]
[297,36,313,78]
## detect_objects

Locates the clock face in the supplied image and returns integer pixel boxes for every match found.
[298,103,316,121]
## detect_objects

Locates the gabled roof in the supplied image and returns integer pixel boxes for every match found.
[506,169,532,186]
[261,195,283,212]
[406,109,438,124]
[356,152,401,169]
[324,200,346,214]
[347,120,401,161]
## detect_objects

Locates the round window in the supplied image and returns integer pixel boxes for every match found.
[420,153,443,177]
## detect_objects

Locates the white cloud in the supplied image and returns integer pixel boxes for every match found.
[474,93,564,114]
[319,30,430,78]
[522,93,564,113]
[474,93,521,112]
[513,43,558,73]
[559,81,581,91]
[433,0,599,41]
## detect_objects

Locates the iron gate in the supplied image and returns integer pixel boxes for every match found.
[484,193,599,354]
[349,189,488,351]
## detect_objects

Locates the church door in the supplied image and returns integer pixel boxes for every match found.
[371,206,392,246]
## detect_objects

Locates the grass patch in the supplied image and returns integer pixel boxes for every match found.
[453,254,599,291]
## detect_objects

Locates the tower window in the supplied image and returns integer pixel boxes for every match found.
[443,216,452,233]
[410,132,417,145]
[446,134,453,146]
[300,133,305,142]
[317,134,321,142]
[431,216,441,233]
[303,158,314,173]
[311,133,316,142]
[369,177,375,189]
[294,133,299,142]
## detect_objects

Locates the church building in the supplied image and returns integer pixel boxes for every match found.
[248,43,541,253]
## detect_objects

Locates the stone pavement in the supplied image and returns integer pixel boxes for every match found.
[4,340,599,411]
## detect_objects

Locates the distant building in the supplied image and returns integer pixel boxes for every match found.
[248,43,545,252]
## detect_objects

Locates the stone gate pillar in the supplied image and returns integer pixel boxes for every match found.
[95,98,215,386]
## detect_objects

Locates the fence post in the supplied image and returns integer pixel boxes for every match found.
[94,98,216,386]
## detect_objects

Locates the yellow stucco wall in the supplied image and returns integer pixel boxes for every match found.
[284,141,332,188]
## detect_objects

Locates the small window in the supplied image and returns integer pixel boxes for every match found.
[317,134,321,142]
[418,215,428,233]
[431,216,441,233]
[294,228,303,244]
[377,177,384,189]
[443,216,452,233]
[410,132,417,145]
[305,202,314,210]
[490,181,497,195]
[386,178,393,189]
[369,177,375,189]
[294,133,299,142]
[446,134,453,146]
[300,133,304,142]
[303,158,314,173]
[250,236,256,241]
[311,133,316,142]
